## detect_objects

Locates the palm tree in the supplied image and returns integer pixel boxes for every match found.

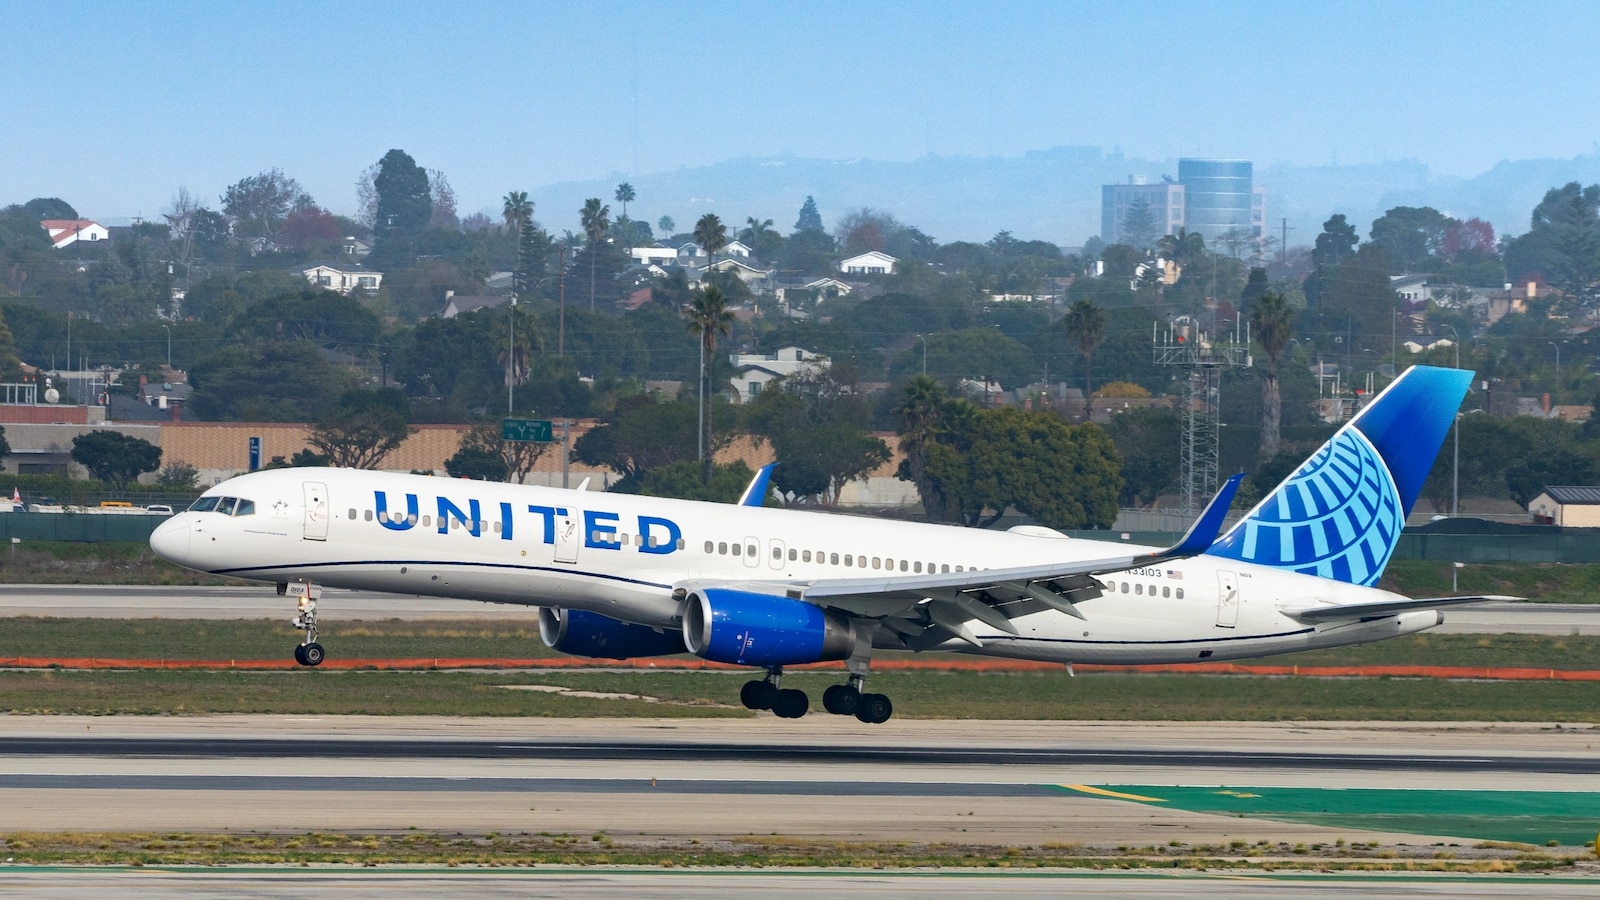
[579,198,610,311]
[895,375,950,521]
[502,191,532,239]
[1248,289,1295,459]
[693,213,727,275]
[685,284,734,485]
[1157,227,1205,273]
[743,216,774,257]
[1064,299,1107,421]
[614,183,635,218]
[658,215,675,237]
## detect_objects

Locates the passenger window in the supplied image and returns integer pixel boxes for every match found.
[830,553,839,565]
[422,515,431,527]
[676,539,685,550]
[494,521,502,534]
[215,497,236,515]
[872,557,881,569]
[188,497,219,512]
[746,543,756,557]
[235,500,255,516]
[732,543,742,557]
[378,510,390,524]
[407,514,418,526]
[365,510,374,522]
[788,548,797,561]
[844,555,853,567]
[899,560,907,572]
[1122,582,1130,593]
[914,561,922,573]
[772,547,781,560]
[705,541,714,553]
[347,508,357,520]
[718,542,727,554]
[802,550,811,562]
[1176,588,1185,599]
[941,564,949,573]
[1135,583,1143,595]
[1162,586,1170,598]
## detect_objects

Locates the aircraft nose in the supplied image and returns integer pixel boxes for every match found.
[149,516,191,565]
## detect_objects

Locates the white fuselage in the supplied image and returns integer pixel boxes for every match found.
[151,468,1439,665]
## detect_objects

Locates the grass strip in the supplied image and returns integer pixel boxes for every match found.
[0,542,245,586]
[3,619,1599,670]
[1381,560,1600,603]
[0,831,1584,871]
[4,669,1600,721]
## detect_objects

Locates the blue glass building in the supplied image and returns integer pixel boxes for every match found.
[1178,159,1255,242]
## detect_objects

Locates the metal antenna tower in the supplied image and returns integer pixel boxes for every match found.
[1154,316,1252,513]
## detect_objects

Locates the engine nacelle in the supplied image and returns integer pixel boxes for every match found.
[539,607,684,660]
[683,588,853,667]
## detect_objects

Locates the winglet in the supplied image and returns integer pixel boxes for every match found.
[1138,473,1241,563]
[738,463,777,507]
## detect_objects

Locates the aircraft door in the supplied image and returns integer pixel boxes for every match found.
[742,536,760,568]
[1215,569,1240,628]
[554,508,581,564]
[769,539,786,570]
[303,482,329,542]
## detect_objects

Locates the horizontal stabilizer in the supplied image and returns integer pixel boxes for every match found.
[1287,594,1518,623]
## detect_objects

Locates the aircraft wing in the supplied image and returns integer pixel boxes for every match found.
[693,475,1242,649]
[1284,595,1520,623]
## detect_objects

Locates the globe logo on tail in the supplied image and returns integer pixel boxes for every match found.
[1212,428,1405,586]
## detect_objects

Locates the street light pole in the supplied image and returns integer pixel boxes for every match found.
[1549,341,1561,397]
[507,297,517,415]
[916,334,927,376]
[161,324,171,368]
[1445,324,1460,517]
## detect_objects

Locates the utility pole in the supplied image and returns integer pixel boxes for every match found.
[1280,217,1292,264]
[557,247,567,357]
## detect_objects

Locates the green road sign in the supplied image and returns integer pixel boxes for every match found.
[501,418,553,442]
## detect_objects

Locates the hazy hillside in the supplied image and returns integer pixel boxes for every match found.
[514,148,1600,249]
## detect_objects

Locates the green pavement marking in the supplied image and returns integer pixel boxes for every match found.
[1059,784,1600,847]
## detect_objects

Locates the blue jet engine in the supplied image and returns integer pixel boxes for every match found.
[538,607,685,660]
[683,588,853,667]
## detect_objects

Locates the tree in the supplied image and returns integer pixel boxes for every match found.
[373,149,432,240]
[1104,407,1181,507]
[895,376,956,521]
[614,183,635,219]
[1248,290,1296,459]
[502,191,533,238]
[580,198,611,310]
[657,215,675,237]
[0,425,11,470]
[769,425,889,506]
[693,213,727,269]
[427,169,459,230]
[1311,213,1359,270]
[221,168,309,243]
[1121,197,1159,250]
[794,196,825,233]
[741,216,780,258]
[156,461,200,490]
[443,419,545,482]
[514,225,552,300]
[1370,206,1454,272]
[1064,299,1107,419]
[573,394,718,485]
[306,388,415,469]
[1157,227,1205,271]
[71,431,162,487]
[685,284,734,484]
[637,459,754,503]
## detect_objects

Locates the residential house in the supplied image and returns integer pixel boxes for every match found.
[342,236,372,259]
[677,242,708,267]
[723,240,753,258]
[727,346,828,403]
[441,290,509,318]
[838,250,897,275]
[40,219,109,249]
[302,264,382,295]
[1487,281,1542,325]
[704,257,774,289]
[630,245,678,266]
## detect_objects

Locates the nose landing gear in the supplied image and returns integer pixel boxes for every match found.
[288,581,325,667]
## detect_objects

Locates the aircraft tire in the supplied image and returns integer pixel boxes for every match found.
[302,642,325,667]
[823,684,860,716]
[855,693,892,724]
[773,688,809,719]
[740,679,776,710]
[293,644,308,666]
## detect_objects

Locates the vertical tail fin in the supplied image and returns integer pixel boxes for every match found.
[1205,365,1472,586]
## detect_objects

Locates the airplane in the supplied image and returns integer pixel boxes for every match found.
[149,364,1506,724]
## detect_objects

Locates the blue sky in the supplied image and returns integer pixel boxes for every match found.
[9,1,1600,231]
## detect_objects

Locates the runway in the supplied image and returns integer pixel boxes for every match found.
[0,717,1596,843]
[2,585,1596,634]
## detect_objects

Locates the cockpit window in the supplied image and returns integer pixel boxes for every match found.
[189,497,219,512]
[234,499,255,517]
[214,497,237,515]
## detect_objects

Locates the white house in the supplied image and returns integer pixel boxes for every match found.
[40,219,109,249]
[630,245,678,266]
[1529,485,1600,526]
[838,250,898,275]
[677,242,708,266]
[302,264,382,295]
[727,346,829,403]
[723,240,753,258]
[705,257,774,286]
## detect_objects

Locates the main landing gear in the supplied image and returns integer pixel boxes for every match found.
[738,670,894,723]
[287,581,325,667]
